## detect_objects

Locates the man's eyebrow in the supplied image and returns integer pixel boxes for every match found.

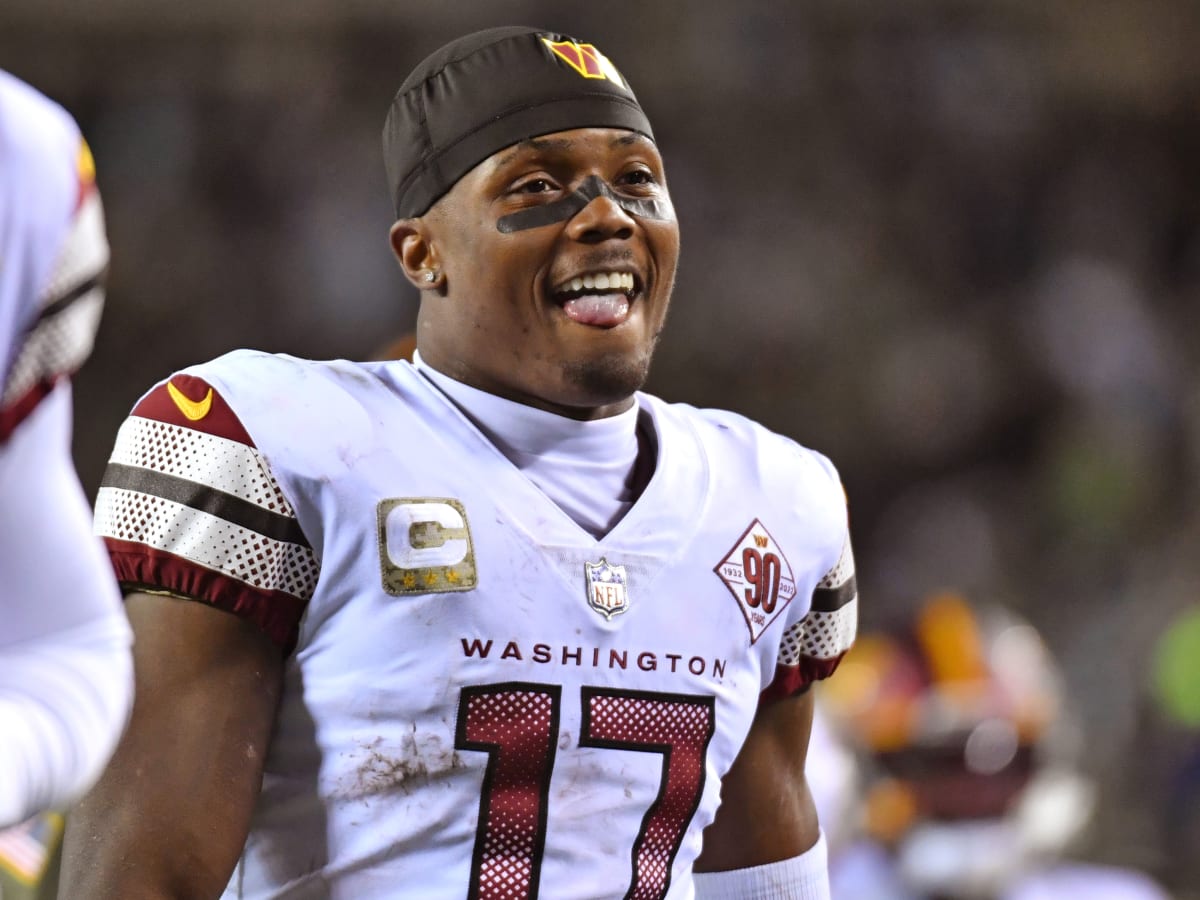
[495,137,575,167]
[610,133,647,148]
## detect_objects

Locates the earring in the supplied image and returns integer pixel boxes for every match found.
[423,270,438,283]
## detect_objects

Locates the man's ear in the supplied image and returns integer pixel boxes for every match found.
[389,219,442,291]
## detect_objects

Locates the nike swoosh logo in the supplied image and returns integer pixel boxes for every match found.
[167,381,214,421]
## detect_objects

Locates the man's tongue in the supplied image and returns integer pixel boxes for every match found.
[561,294,630,327]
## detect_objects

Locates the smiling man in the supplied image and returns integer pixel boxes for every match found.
[61,27,858,900]
[395,126,677,418]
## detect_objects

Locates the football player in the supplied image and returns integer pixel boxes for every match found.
[821,592,1170,900]
[0,71,133,829]
[62,28,858,899]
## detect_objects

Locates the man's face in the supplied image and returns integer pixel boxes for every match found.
[405,127,680,419]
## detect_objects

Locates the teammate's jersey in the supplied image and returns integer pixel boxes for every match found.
[94,351,858,900]
[0,69,107,441]
[0,71,131,833]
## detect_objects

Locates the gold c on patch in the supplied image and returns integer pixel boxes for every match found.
[378,498,477,595]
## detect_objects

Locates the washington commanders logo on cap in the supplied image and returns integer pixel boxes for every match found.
[542,37,626,88]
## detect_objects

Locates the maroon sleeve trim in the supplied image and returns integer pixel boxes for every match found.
[105,537,306,654]
[757,654,847,708]
[0,378,59,442]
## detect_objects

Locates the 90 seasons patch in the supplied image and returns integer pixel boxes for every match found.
[378,498,477,594]
[714,519,797,643]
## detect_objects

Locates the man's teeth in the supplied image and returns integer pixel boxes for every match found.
[562,272,635,293]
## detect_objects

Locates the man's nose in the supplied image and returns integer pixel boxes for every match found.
[565,193,636,243]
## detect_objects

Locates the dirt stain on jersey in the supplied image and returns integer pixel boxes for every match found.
[342,727,466,799]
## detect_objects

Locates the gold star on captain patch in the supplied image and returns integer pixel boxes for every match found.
[376,498,479,596]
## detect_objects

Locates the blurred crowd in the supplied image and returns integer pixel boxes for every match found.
[2,0,1197,895]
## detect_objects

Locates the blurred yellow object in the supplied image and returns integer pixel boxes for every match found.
[76,139,96,185]
[823,634,921,752]
[916,591,988,685]
[864,777,918,844]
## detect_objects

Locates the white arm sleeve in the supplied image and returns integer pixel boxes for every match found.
[692,833,831,900]
[0,385,133,826]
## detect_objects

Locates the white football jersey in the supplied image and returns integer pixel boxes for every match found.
[0,72,131,828]
[0,69,107,441]
[95,351,858,900]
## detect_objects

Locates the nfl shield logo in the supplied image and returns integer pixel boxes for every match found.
[585,557,630,620]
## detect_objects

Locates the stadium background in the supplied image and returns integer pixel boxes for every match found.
[3,0,1197,894]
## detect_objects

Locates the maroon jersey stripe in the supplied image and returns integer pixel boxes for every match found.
[0,378,58,441]
[105,537,306,651]
[131,376,254,446]
[758,654,847,707]
[75,166,96,212]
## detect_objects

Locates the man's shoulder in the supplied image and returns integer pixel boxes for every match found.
[123,351,403,452]
[166,349,392,401]
[0,71,78,166]
[179,347,338,377]
[640,392,763,434]
[0,71,81,244]
[642,393,842,485]
[0,72,86,370]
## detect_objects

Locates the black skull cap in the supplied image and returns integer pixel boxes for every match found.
[383,26,653,218]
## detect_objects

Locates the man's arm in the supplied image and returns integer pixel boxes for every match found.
[1,71,131,829]
[0,387,133,827]
[59,592,283,900]
[693,507,857,893]
[696,689,820,872]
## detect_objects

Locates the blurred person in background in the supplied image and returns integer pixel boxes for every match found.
[0,70,134,897]
[60,27,859,899]
[818,591,1171,900]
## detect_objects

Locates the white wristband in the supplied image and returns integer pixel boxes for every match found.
[692,832,830,900]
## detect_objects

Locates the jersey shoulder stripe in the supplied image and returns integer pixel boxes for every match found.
[94,375,318,649]
[0,134,107,440]
[761,535,858,704]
